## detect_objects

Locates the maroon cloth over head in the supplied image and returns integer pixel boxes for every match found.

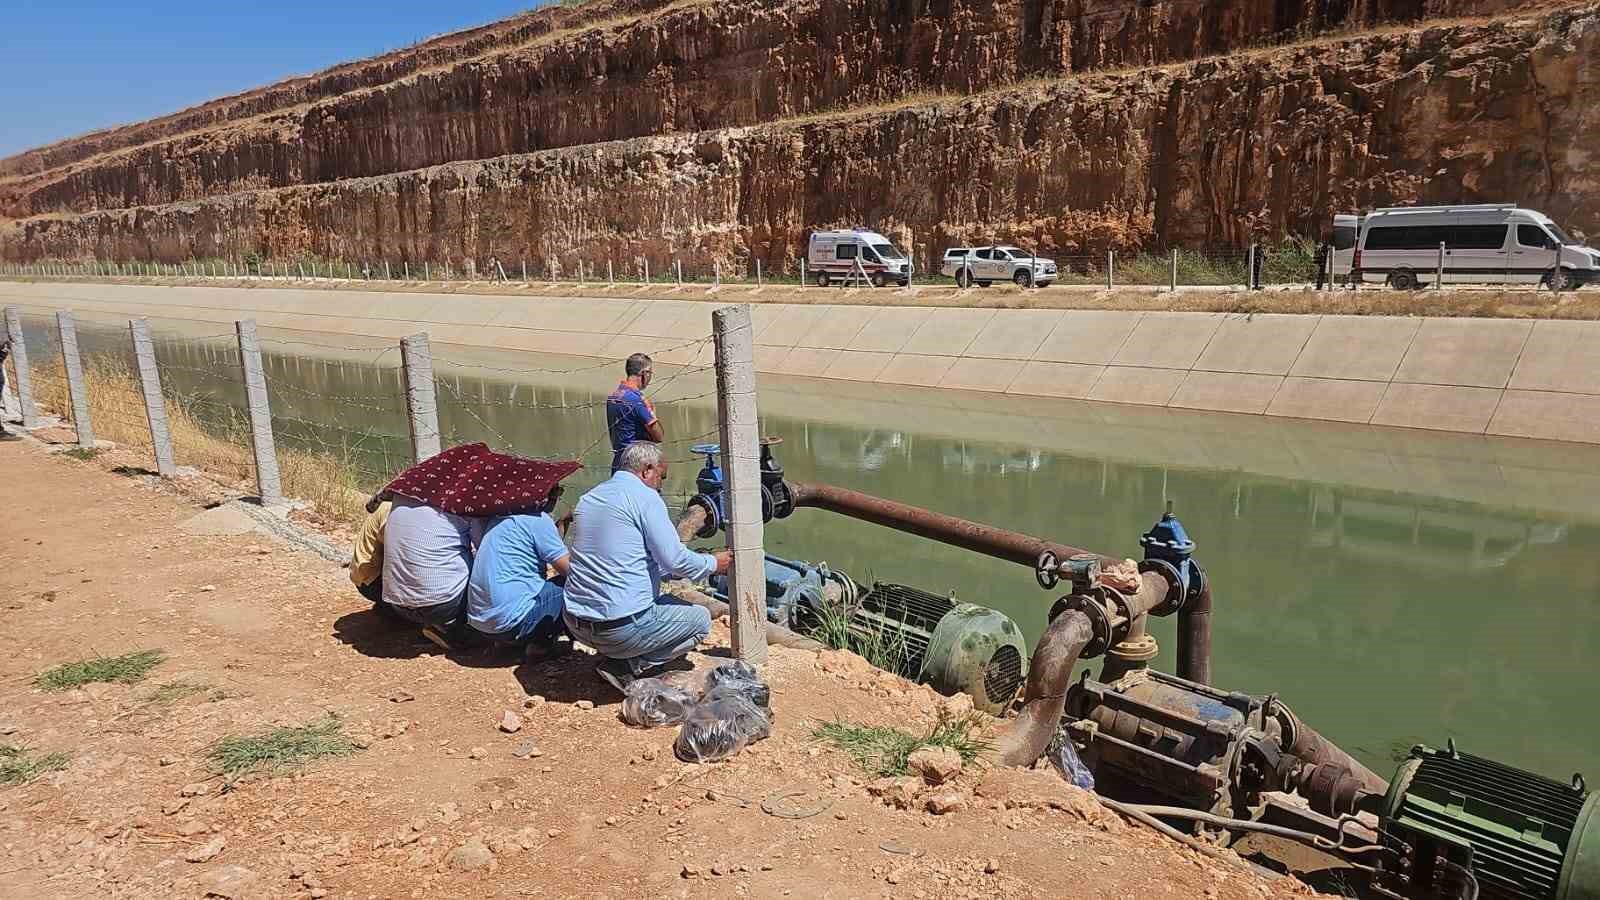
[369,442,581,517]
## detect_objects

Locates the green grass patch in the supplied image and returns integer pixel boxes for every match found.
[0,744,70,786]
[208,716,359,779]
[814,712,991,778]
[36,649,165,691]
[62,447,103,461]
[801,596,910,677]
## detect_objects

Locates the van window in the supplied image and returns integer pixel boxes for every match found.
[835,244,857,261]
[1332,226,1357,250]
[1365,224,1507,251]
[1518,225,1552,248]
[871,243,904,260]
[1452,224,1508,250]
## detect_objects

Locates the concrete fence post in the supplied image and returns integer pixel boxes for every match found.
[1170,248,1179,292]
[128,318,177,477]
[800,259,807,287]
[712,304,767,665]
[385,260,391,280]
[1436,241,1445,291]
[1247,244,1257,290]
[234,320,283,506]
[1107,249,1115,290]
[756,259,763,286]
[4,306,40,428]
[56,311,96,449]
[643,259,650,284]
[425,262,431,281]
[608,260,614,284]
[714,261,721,289]
[1325,249,1334,291]
[404,261,410,280]
[400,333,442,463]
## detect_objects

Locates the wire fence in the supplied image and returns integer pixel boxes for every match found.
[2,308,726,523]
[0,241,1340,292]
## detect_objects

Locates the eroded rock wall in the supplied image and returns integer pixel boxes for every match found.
[4,4,1594,270]
[0,0,1529,218]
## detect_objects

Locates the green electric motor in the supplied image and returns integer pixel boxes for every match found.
[1379,743,1600,899]
[840,582,1028,716]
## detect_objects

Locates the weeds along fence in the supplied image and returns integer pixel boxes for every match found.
[0,241,1326,291]
[3,307,726,527]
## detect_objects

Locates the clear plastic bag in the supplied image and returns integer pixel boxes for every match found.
[619,677,696,728]
[704,683,774,723]
[673,695,772,763]
[703,661,771,710]
[1050,734,1096,790]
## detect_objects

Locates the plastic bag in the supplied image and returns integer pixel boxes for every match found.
[704,684,775,723]
[703,660,771,710]
[1050,735,1096,790]
[619,677,696,728]
[673,695,772,763]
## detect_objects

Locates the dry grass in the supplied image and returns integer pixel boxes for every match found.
[30,355,368,525]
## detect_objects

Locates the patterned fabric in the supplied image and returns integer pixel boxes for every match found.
[370,443,581,517]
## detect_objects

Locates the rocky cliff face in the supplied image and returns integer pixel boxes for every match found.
[3,2,1592,271]
[0,0,1527,219]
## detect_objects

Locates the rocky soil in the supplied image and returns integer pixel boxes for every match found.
[0,435,1322,898]
[2,0,1591,274]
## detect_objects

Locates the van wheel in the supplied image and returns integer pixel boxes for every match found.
[1544,267,1574,293]
[1013,270,1034,288]
[815,272,830,288]
[955,268,973,288]
[1387,269,1419,291]
[871,272,887,288]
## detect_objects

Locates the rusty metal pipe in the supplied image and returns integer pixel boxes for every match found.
[786,480,1112,569]
[1276,702,1388,795]
[996,573,1169,767]
[1177,572,1212,685]
[676,503,708,543]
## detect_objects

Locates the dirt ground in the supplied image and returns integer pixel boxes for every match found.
[0,435,1315,899]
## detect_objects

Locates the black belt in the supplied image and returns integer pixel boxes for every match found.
[587,607,651,629]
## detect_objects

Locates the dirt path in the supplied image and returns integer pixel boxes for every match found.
[0,437,1311,899]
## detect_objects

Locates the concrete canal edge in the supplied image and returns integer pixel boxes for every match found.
[6,281,1600,445]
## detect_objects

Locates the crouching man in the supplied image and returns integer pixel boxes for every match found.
[563,441,731,692]
[349,500,392,605]
[467,473,575,654]
[381,497,481,649]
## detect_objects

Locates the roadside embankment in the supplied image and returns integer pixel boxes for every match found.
[8,280,1600,445]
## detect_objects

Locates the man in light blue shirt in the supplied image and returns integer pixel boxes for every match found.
[564,441,731,692]
[380,498,483,648]
[467,484,571,651]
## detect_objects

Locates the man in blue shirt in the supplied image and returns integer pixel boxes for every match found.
[467,483,572,652]
[564,441,731,692]
[605,353,664,473]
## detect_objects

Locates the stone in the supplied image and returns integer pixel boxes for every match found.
[604,816,618,826]
[984,858,1001,874]
[163,799,190,816]
[887,867,907,884]
[907,747,963,786]
[468,746,488,760]
[511,740,542,759]
[197,863,256,898]
[177,820,210,837]
[523,695,546,709]
[867,776,925,810]
[158,755,179,767]
[682,863,702,878]
[185,835,226,863]
[574,700,594,711]
[388,690,415,703]
[640,746,658,762]
[180,783,213,797]
[448,839,494,872]
[924,791,967,815]
[0,724,16,735]
[497,710,523,733]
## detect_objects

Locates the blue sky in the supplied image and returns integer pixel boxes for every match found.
[0,1,551,158]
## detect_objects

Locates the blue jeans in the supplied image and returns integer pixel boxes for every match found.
[564,596,711,674]
[477,582,567,647]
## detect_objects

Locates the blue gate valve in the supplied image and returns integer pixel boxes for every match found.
[1139,501,1202,613]
[685,438,790,540]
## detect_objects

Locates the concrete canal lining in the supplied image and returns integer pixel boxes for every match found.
[4,281,1597,445]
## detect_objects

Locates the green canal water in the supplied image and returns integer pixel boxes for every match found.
[46,316,1600,783]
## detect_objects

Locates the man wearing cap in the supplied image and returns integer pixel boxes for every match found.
[563,441,731,692]
[467,473,575,653]
[606,353,664,473]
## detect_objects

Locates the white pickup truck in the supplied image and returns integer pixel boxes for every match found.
[941,246,1056,288]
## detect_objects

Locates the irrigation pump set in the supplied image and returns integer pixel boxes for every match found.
[677,438,1599,900]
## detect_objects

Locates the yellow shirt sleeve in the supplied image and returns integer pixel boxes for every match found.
[349,501,392,588]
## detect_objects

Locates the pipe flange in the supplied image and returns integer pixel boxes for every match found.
[688,494,721,539]
[767,479,794,520]
[1108,632,1159,663]
[760,483,775,523]
[1139,558,1186,616]
[1049,592,1113,659]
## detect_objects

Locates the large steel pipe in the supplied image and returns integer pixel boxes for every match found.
[786,480,1112,569]
[995,572,1169,767]
[1177,574,1212,686]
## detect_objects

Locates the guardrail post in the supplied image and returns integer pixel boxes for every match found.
[56,311,95,449]
[234,320,283,506]
[4,306,39,428]
[1436,241,1445,291]
[1107,249,1115,290]
[129,318,177,477]
[400,333,442,463]
[712,304,767,665]
[1170,248,1179,292]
